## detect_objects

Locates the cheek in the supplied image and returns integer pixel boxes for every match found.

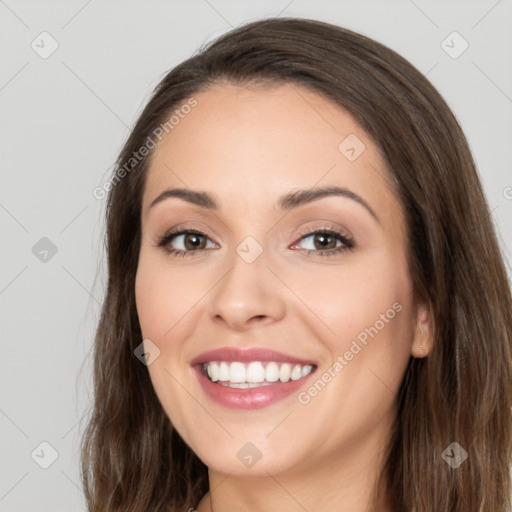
[278,251,415,404]
[135,252,200,342]
[135,266,166,341]
[329,269,414,395]
[293,267,414,443]
[135,255,198,436]
[281,255,412,345]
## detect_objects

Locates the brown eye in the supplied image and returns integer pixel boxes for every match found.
[291,228,355,256]
[182,233,207,250]
[157,229,217,257]
[312,233,338,250]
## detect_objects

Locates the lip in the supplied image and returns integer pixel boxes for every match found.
[194,365,316,409]
[191,347,317,410]
[190,347,317,366]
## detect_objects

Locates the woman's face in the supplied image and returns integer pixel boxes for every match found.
[135,82,430,478]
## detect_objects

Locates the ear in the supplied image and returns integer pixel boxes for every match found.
[410,301,434,358]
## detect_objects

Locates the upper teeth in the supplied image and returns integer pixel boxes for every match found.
[204,361,314,387]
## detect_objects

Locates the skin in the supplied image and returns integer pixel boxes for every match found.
[135,82,433,512]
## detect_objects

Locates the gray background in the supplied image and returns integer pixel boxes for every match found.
[1,1,511,510]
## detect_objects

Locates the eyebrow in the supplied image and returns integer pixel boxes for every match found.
[148,186,379,223]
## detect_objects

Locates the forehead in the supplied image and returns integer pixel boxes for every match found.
[142,82,400,221]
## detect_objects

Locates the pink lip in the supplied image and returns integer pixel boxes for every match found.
[190,347,317,410]
[190,347,316,366]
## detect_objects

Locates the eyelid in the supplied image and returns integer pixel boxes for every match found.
[156,222,355,256]
[289,222,353,244]
[289,224,354,250]
[156,224,351,244]
[155,226,219,248]
[155,222,220,243]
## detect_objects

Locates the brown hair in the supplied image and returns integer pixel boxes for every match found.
[81,17,512,511]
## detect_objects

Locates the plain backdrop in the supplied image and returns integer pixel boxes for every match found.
[1,1,511,510]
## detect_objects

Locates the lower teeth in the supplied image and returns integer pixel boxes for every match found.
[216,381,275,389]
[216,381,276,388]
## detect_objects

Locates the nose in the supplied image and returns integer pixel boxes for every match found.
[207,246,286,331]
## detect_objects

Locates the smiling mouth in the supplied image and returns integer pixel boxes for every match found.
[202,361,316,388]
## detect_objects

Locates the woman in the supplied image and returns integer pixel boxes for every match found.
[81,17,512,511]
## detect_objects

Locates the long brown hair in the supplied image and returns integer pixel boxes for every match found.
[81,17,512,511]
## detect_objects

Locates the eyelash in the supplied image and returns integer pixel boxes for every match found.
[156,226,355,258]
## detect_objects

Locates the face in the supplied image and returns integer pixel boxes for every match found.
[135,82,430,478]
